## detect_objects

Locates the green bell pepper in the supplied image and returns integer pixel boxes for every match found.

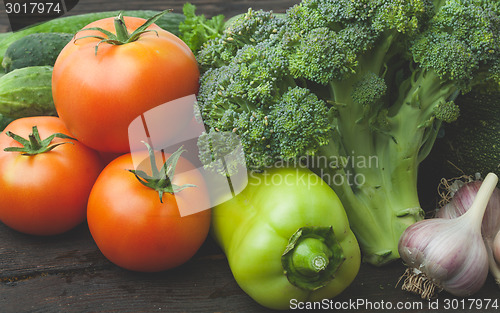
[212,167,361,310]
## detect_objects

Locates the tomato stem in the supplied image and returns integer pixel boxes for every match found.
[114,12,130,42]
[3,126,76,156]
[28,133,42,151]
[75,10,172,55]
[128,142,196,203]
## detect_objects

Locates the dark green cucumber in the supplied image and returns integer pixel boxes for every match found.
[2,33,74,72]
[0,114,14,132]
[0,10,185,65]
[0,32,11,43]
[0,66,56,119]
[441,91,500,178]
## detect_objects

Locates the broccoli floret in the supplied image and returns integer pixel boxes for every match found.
[372,0,434,34]
[200,87,332,171]
[351,72,387,106]
[433,100,460,123]
[197,130,246,177]
[286,25,376,84]
[233,110,276,170]
[411,0,500,86]
[197,39,291,129]
[197,9,286,70]
[272,87,332,159]
[198,38,331,170]
[196,0,500,265]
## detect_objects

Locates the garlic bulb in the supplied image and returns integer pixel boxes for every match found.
[398,173,498,299]
[436,176,500,284]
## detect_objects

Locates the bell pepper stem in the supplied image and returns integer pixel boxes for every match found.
[291,238,330,276]
[282,226,345,291]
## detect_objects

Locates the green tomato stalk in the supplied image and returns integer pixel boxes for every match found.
[75,10,171,55]
[128,142,196,203]
[4,125,76,155]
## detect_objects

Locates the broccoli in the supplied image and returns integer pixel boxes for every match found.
[196,0,500,265]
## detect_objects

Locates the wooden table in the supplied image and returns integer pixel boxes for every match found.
[1,0,499,312]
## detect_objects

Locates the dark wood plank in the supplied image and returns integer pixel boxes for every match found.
[1,256,274,313]
[0,223,111,278]
[0,220,225,278]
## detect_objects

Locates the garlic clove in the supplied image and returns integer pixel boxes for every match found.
[439,238,488,297]
[494,230,500,265]
[436,181,478,219]
[436,178,500,239]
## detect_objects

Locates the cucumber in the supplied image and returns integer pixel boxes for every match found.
[0,10,185,65]
[0,32,11,42]
[440,91,500,178]
[2,33,74,72]
[0,66,56,119]
[0,114,14,132]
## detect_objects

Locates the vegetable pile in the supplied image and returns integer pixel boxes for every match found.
[0,0,498,310]
[0,10,211,272]
[195,0,500,265]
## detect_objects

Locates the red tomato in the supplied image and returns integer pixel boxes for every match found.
[87,148,211,272]
[52,15,199,153]
[0,117,103,236]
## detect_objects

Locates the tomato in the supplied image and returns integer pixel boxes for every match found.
[0,116,103,236]
[52,14,199,153]
[87,145,211,272]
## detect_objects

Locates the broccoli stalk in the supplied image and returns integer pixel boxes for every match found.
[318,69,461,264]
[196,0,500,265]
